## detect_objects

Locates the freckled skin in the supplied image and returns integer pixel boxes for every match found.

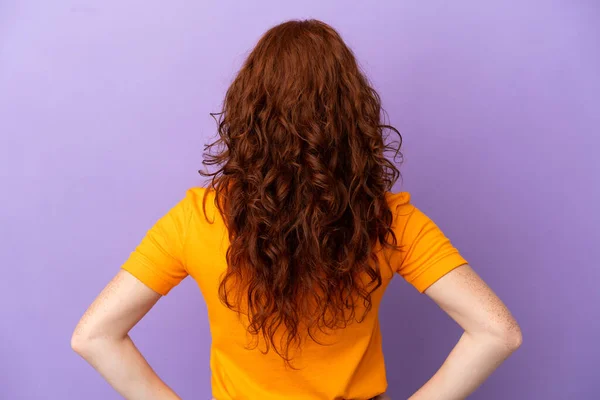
[404,264,523,399]
[73,272,128,341]
[74,266,520,400]
[71,271,176,399]
[448,265,521,347]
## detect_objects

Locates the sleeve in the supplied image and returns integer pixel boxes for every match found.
[120,193,191,295]
[393,201,468,293]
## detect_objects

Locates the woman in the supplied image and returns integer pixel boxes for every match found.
[72,20,522,400]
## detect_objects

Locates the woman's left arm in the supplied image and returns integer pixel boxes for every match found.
[71,270,181,400]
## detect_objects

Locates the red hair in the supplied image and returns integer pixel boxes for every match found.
[201,19,402,365]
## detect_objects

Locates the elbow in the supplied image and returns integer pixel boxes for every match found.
[71,325,123,359]
[495,322,523,353]
[71,324,100,357]
[71,330,90,356]
[473,319,522,354]
[506,326,523,352]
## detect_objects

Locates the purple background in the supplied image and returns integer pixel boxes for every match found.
[1,1,598,399]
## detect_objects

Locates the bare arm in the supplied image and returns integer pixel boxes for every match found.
[409,265,522,400]
[71,270,181,400]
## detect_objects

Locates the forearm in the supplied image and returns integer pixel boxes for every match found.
[74,335,180,400]
[409,331,520,400]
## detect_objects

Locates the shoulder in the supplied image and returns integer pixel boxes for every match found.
[181,186,220,223]
[385,191,413,215]
[385,191,435,233]
[184,186,211,201]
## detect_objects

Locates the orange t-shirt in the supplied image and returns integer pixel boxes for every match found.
[121,188,467,400]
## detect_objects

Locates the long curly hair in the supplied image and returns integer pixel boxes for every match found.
[200,19,402,365]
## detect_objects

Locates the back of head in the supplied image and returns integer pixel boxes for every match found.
[201,19,401,365]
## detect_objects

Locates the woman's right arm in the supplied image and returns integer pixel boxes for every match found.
[408,264,522,399]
